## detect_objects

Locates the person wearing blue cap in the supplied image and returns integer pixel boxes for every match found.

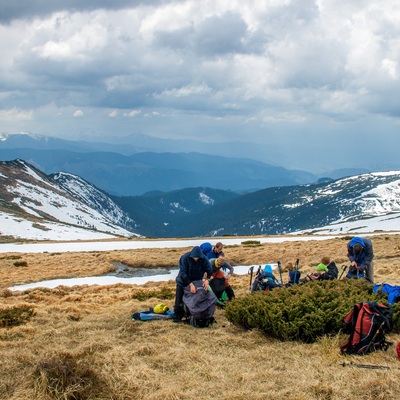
[347,236,374,283]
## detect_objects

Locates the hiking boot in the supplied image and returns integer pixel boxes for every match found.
[173,315,184,323]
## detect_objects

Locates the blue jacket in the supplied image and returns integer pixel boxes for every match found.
[347,237,374,271]
[176,246,212,287]
[206,249,224,260]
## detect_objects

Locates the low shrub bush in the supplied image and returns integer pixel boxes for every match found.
[225,279,393,342]
[0,304,36,327]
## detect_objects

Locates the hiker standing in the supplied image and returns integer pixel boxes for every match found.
[173,246,212,322]
[347,236,374,283]
[209,256,235,300]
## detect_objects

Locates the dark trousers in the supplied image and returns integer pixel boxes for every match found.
[174,284,185,318]
[225,285,235,300]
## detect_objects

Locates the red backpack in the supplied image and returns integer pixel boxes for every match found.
[340,302,393,355]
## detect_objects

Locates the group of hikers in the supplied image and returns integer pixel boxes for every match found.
[172,236,375,325]
[252,236,374,292]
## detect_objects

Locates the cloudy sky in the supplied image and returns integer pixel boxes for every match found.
[0,0,399,172]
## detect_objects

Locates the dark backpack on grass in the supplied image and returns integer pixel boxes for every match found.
[183,280,217,328]
[340,302,393,355]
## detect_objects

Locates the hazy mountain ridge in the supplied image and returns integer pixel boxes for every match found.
[0,132,335,196]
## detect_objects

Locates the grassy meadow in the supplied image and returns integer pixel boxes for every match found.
[1,234,400,399]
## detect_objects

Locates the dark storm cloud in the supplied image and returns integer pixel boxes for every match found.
[0,0,174,23]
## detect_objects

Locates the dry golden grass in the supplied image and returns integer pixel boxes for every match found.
[1,234,400,399]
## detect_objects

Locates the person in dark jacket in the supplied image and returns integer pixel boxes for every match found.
[347,236,374,283]
[173,246,213,322]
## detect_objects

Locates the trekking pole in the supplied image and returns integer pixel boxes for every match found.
[339,265,348,279]
[248,266,254,293]
[277,260,283,285]
[340,362,400,370]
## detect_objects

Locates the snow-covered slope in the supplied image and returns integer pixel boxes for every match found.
[293,171,400,234]
[0,159,139,240]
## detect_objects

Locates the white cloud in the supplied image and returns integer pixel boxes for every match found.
[73,109,83,117]
[1,1,400,172]
[123,109,141,118]
[0,108,32,120]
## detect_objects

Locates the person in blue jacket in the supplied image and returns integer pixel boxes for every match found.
[347,236,374,283]
[206,242,225,260]
[173,246,212,322]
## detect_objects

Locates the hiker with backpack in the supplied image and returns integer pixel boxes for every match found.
[346,237,374,283]
[252,264,281,291]
[209,256,235,301]
[173,246,213,323]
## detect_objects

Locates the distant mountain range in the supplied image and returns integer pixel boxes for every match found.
[0,132,371,196]
[1,159,399,240]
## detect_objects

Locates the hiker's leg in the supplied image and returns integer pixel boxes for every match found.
[173,284,185,319]
[365,261,374,284]
[225,285,235,300]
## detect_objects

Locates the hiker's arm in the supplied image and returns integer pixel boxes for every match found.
[189,282,196,293]
[347,244,356,263]
[178,256,191,287]
[202,277,209,290]
[226,263,234,275]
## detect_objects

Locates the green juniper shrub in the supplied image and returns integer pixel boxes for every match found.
[225,279,390,342]
[241,240,261,246]
[391,302,400,333]
[0,304,36,327]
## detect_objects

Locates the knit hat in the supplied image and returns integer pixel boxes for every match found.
[316,263,328,272]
